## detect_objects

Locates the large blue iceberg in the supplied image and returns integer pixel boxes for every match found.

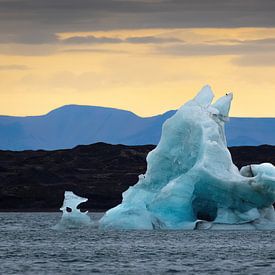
[100,86,275,230]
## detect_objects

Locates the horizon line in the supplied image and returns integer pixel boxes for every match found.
[0,103,274,119]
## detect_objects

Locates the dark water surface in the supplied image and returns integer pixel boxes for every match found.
[1,213,275,274]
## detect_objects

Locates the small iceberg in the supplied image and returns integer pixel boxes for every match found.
[53,191,92,229]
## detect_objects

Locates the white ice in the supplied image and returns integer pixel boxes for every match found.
[53,191,92,229]
[99,85,275,230]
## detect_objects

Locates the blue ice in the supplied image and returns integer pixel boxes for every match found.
[99,86,275,230]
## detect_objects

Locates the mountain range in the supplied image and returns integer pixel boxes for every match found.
[0,105,274,151]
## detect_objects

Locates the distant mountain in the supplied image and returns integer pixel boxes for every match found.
[0,105,274,150]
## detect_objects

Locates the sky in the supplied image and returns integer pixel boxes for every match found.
[0,0,275,117]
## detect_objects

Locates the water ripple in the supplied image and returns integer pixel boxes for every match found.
[1,213,275,274]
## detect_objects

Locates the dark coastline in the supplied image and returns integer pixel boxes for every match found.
[0,143,274,212]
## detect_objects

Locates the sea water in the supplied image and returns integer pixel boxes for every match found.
[1,212,275,274]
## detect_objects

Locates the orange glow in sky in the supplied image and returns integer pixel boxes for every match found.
[0,28,275,117]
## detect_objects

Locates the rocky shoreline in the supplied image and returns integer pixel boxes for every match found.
[0,143,274,212]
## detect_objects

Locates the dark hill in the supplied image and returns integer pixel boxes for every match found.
[0,143,274,211]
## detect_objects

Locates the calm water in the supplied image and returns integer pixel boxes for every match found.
[1,213,275,274]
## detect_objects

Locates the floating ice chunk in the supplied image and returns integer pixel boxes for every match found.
[251,163,275,178]
[53,191,92,229]
[99,85,275,230]
[60,191,88,212]
[240,163,275,178]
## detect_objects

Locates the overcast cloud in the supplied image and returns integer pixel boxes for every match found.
[0,0,275,44]
[156,37,275,56]
[61,35,183,44]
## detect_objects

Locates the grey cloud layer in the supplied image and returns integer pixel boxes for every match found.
[232,55,275,67]
[155,37,275,67]
[156,38,275,56]
[0,0,275,44]
[61,48,128,54]
[61,35,182,44]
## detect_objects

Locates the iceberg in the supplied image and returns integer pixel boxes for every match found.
[99,85,275,230]
[53,191,92,229]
